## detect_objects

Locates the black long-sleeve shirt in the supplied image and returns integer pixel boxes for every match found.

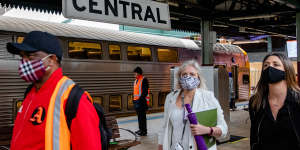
[260,100,298,150]
[249,89,300,150]
[140,77,149,101]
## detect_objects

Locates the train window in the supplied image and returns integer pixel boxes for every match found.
[214,65,226,69]
[127,94,134,110]
[109,95,122,112]
[109,44,121,60]
[158,92,169,106]
[148,93,153,108]
[13,99,23,119]
[68,41,102,59]
[127,46,151,61]
[243,74,250,84]
[92,96,103,106]
[127,93,152,109]
[17,36,24,43]
[157,48,178,62]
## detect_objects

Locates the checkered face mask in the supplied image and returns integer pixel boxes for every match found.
[179,75,200,90]
[18,55,51,82]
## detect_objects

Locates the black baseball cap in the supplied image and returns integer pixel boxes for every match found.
[7,31,62,60]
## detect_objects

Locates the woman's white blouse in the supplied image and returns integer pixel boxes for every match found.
[158,88,228,150]
[169,103,188,150]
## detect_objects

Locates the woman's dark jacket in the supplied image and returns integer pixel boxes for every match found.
[249,89,300,150]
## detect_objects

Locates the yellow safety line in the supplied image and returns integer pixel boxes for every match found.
[229,138,248,144]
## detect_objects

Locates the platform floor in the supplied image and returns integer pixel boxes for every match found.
[116,109,250,150]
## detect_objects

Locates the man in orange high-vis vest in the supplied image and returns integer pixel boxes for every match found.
[133,67,149,136]
[7,31,101,150]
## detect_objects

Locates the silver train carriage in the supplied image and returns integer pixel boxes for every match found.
[0,16,249,145]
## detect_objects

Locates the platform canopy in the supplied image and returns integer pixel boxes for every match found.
[1,0,299,38]
[166,0,300,38]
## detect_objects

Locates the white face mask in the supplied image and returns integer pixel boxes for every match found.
[41,54,52,71]
[179,75,200,90]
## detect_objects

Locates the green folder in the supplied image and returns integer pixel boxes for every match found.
[195,108,217,149]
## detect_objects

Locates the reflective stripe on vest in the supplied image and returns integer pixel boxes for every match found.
[45,76,75,150]
[133,77,144,100]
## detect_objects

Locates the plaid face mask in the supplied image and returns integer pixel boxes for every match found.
[18,55,51,82]
[179,75,200,90]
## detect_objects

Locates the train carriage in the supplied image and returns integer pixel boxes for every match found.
[0,16,249,146]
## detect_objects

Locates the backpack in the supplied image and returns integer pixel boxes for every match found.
[24,84,112,150]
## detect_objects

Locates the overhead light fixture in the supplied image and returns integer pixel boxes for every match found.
[250,35,269,41]
[239,27,246,32]
[168,2,179,7]
[248,31,265,35]
[212,24,228,27]
[230,14,276,21]
[233,39,267,45]
[170,17,179,20]
[273,0,297,9]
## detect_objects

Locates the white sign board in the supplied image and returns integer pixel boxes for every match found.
[62,0,171,30]
[287,40,297,58]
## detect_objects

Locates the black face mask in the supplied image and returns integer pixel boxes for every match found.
[262,66,286,84]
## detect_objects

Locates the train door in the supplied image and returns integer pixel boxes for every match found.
[231,65,238,100]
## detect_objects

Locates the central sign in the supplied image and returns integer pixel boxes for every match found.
[62,0,171,30]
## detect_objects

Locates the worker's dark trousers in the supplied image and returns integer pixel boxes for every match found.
[136,110,147,133]
[230,98,236,109]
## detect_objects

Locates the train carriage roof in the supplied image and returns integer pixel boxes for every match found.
[0,16,200,50]
[192,39,244,54]
[0,16,245,54]
[214,43,244,54]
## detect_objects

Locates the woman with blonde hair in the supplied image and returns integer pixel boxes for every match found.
[249,53,300,150]
[158,60,228,150]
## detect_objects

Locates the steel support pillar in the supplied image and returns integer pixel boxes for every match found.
[267,36,272,53]
[201,19,214,65]
[297,12,300,86]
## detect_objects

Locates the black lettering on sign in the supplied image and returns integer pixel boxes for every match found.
[131,3,143,20]
[72,0,86,11]
[89,0,102,14]
[144,6,156,22]
[105,0,118,16]
[157,8,167,24]
[119,0,130,18]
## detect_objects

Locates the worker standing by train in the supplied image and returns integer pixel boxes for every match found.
[133,67,149,136]
[7,31,101,150]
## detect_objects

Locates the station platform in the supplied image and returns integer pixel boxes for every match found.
[116,107,250,150]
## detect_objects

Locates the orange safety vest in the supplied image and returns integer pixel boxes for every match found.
[45,76,92,150]
[133,76,150,105]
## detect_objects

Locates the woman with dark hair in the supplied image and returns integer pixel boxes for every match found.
[249,53,300,150]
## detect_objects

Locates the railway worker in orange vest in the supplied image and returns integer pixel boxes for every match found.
[6,31,101,150]
[133,67,149,136]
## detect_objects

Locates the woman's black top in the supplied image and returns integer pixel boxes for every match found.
[249,89,300,150]
[260,99,299,150]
